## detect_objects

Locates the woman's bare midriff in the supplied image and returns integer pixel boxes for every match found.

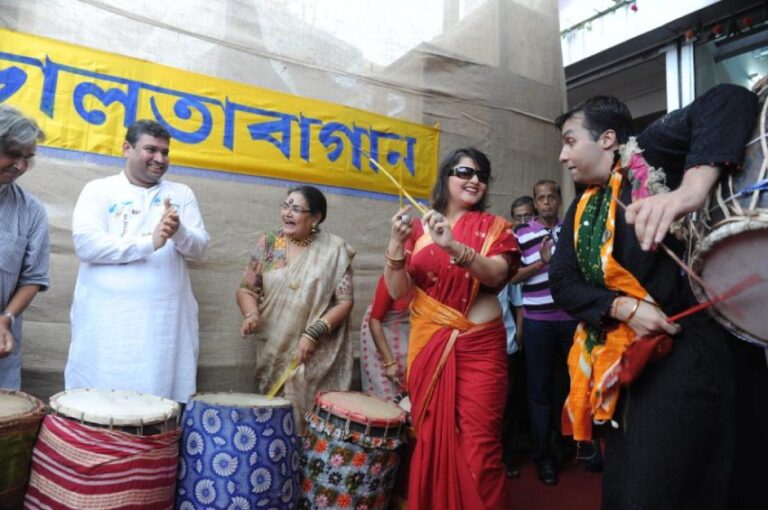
[466,291,502,324]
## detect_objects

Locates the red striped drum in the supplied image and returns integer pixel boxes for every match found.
[23,389,181,510]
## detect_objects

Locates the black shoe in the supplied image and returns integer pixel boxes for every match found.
[536,462,558,486]
[577,440,604,473]
[505,463,521,479]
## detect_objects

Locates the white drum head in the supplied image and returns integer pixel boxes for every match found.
[50,389,180,427]
[0,391,37,421]
[317,391,405,426]
[191,392,291,408]
[691,223,768,346]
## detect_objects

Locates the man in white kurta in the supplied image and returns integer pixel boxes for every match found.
[65,120,209,402]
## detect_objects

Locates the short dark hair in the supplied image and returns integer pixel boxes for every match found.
[555,95,634,145]
[533,179,561,198]
[288,185,327,224]
[430,147,491,213]
[125,120,171,146]
[510,195,534,215]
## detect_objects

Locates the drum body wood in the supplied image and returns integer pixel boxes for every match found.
[24,389,181,510]
[0,390,45,510]
[176,392,300,510]
[300,391,406,510]
[689,99,768,347]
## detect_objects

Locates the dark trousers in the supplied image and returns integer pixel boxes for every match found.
[523,317,579,465]
[501,350,529,464]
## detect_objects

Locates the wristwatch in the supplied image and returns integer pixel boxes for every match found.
[2,311,15,326]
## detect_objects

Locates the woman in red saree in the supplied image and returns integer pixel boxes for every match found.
[384,147,520,510]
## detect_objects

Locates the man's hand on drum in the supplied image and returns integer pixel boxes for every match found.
[0,320,13,358]
[626,165,720,251]
[424,209,453,248]
[295,335,316,364]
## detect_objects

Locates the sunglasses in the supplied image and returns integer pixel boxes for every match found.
[450,166,490,183]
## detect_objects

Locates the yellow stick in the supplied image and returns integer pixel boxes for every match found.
[360,150,428,215]
[266,359,299,400]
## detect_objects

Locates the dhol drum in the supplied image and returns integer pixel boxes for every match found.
[389,396,415,510]
[0,390,45,510]
[688,91,768,347]
[176,393,300,510]
[24,389,181,510]
[301,391,406,510]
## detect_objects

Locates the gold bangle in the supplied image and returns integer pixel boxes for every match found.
[385,259,405,271]
[382,360,396,368]
[244,312,257,319]
[385,250,406,263]
[318,318,332,333]
[625,298,641,322]
[301,333,317,345]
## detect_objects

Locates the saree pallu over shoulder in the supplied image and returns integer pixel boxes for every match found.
[252,230,355,415]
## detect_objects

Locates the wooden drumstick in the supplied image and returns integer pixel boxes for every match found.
[360,150,429,215]
[266,359,299,400]
[665,273,763,323]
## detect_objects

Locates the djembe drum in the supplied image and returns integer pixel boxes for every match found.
[0,390,45,510]
[300,391,406,510]
[24,388,181,509]
[687,88,768,346]
[176,393,300,510]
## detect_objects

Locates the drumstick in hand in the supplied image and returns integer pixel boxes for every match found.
[266,360,300,400]
[360,150,428,215]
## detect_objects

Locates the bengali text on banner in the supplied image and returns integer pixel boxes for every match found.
[0,28,440,198]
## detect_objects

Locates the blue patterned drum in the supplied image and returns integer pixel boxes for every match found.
[176,393,300,510]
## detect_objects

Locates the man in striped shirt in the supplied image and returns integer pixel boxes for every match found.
[510,179,579,485]
[0,105,50,390]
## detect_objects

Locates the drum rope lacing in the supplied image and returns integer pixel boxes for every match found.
[690,89,768,253]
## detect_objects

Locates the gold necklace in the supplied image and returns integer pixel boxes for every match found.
[288,230,316,247]
[288,248,311,290]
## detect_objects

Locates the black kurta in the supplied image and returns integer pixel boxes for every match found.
[550,84,767,510]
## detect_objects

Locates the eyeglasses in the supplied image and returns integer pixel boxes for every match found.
[450,166,489,184]
[513,213,535,223]
[280,203,312,214]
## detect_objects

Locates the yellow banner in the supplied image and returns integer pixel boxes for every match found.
[0,29,439,198]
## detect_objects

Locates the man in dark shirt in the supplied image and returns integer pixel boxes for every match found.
[550,84,767,509]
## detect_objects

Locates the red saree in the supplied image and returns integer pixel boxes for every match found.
[404,211,519,510]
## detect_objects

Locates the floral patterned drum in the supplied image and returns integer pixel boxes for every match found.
[176,393,300,510]
[300,391,406,510]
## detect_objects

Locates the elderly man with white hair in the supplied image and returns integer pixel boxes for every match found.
[0,104,50,389]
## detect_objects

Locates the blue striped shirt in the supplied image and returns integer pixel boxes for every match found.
[0,183,50,389]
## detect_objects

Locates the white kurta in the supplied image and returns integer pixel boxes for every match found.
[66,172,209,402]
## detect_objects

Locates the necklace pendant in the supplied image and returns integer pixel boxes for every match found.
[289,281,299,291]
